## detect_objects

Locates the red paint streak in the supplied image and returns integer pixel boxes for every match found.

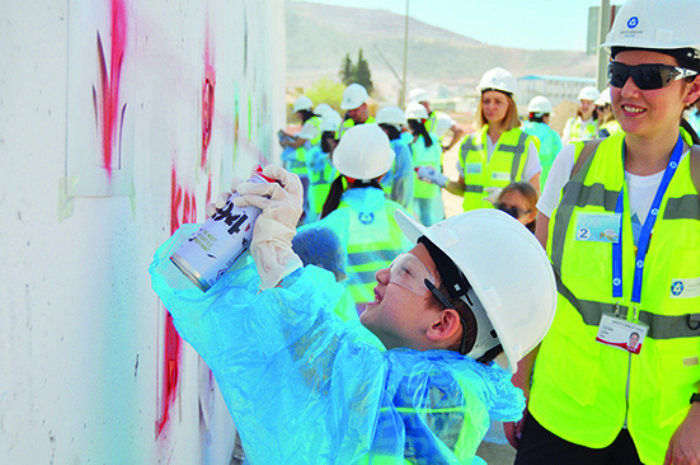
[201,30,216,168]
[94,1,127,180]
[157,165,198,438]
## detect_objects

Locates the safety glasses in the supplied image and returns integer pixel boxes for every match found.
[496,203,531,220]
[607,61,698,90]
[388,253,469,354]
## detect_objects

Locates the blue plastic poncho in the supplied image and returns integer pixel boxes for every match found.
[150,225,525,465]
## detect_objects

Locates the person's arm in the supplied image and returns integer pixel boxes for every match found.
[443,123,465,152]
[664,402,700,465]
[522,139,542,195]
[283,136,308,150]
[503,345,540,449]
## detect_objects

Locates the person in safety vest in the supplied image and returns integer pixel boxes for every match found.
[337,83,375,139]
[561,86,600,145]
[507,1,700,463]
[419,67,541,212]
[304,110,342,223]
[316,124,412,310]
[408,88,466,155]
[595,87,623,138]
[150,162,557,464]
[684,99,700,136]
[406,102,446,226]
[279,95,323,222]
[522,96,562,184]
[376,106,414,210]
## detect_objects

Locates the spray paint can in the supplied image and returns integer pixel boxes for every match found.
[170,166,273,292]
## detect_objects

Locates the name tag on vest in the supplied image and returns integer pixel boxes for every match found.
[491,172,511,182]
[574,212,621,243]
[596,313,648,355]
[670,277,700,299]
[465,163,482,174]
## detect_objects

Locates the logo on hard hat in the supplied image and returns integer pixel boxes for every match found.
[627,16,639,29]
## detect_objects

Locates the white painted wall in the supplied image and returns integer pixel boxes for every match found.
[0,0,285,463]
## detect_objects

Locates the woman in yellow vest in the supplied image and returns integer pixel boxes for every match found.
[561,86,600,145]
[406,102,445,226]
[317,123,413,311]
[508,0,700,463]
[420,67,541,212]
[596,87,623,138]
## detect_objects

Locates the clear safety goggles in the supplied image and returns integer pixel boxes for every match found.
[608,61,698,90]
[388,253,470,354]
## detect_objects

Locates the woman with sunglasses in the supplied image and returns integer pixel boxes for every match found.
[495,182,538,233]
[151,164,556,464]
[508,1,700,464]
[561,86,600,145]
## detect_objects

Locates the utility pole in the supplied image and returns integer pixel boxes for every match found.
[596,0,612,89]
[400,0,409,108]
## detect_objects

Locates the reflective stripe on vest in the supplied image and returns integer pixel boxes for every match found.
[337,116,376,139]
[529,131,700,464]
[458,126,530,211]
[341,197,408,305]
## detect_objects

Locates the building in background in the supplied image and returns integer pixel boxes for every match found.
[517,75,597,113]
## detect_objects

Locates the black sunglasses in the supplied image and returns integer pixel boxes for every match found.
[607,61,698,90]
[496,203,531,219]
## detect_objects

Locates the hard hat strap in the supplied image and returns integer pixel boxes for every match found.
[418,236,472,301]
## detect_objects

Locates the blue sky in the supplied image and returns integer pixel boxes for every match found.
[295,0,607,52]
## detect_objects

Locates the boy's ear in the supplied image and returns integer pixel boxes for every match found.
[426,308,462,343]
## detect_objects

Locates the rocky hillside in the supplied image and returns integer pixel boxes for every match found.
[286,1,597,100]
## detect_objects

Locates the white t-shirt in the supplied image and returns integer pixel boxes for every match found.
[433,113,456,139]
[538,143,688,244]
[456,135,541,183]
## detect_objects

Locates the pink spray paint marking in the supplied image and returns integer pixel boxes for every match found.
[93,0,128,180]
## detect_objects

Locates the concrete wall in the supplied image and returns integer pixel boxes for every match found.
[0,0,285,463]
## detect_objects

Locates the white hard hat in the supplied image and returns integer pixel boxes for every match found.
[375,106,407,131]
[600,0,700,60]
[477,67,517,96]
[527,96,552,114]
[394,209,557,374]
[314,103,333,118]
[321,110,342,132]
[578,86,600,102]
[332,124,395,181]
[595,87,612,106]
[404,101,429,121]
[408,88,430,103]
[293,95,314,113]
[340,83,369,110]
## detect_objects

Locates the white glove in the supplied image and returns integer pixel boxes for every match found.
[482,186,503,205]
[232,165,304,290]
[415,166,449,188]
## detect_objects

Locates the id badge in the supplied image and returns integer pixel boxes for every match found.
[595,313,648,354]
[574,212,621,243]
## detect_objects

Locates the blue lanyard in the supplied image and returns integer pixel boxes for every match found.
[612,135,684,306]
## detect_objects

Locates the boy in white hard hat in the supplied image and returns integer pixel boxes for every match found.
[150,164,556,464]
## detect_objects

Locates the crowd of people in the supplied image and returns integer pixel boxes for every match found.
[151,0,700,463]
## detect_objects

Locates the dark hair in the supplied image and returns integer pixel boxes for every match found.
[408,119,433,148]
[379,123,401,141]
[418,237,480,356]
[298,109,315,124]
[528,112,547,123]
[320,176,382,219]
[321,131,337,153]
[498,182,538,233]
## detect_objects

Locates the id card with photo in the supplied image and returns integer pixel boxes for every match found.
[595,313,648,355]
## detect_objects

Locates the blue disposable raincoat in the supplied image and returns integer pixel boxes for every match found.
[150,225,525,465]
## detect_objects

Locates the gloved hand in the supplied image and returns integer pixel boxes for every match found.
[204,181,242,218]
[482,186,503,205]
[415,166,449,188]
[232,165,304,290]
